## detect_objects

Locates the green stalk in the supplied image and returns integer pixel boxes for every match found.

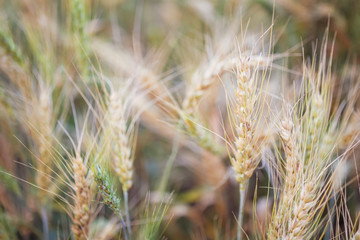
[158,129,180,193]
[124,191,132,240]
[41,207,49,240]
[237,184,246,240]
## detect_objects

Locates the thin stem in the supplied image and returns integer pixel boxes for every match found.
[325,191,336,240]
[157,125,180,193]
[118,211,129,240]
[41,206,49,240]
[124,191,132,240]
[237,184,246,240]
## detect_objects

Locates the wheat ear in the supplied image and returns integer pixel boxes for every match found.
[229,58,261,240]
[35,88,54,202]
[231,59,257,190]
[181,57,232,154]
[285,181,317,240]
[94,165,128,240]
[108,89,133,238]
[182,57,228,116]
[71,154,91,240]
[108,90,133,192]
[268,116,300,239]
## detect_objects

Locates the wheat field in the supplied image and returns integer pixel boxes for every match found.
[0,0,360,239]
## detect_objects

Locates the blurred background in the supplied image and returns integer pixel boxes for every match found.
[0,0,360,239]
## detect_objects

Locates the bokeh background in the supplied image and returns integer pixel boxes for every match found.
[1,0,360,239]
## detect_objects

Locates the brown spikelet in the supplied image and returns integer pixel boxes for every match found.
[71,155,91,240]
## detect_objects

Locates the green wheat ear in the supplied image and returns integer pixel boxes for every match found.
[93,164,122,216]
[0,30,24,66]
[94,164,131,239]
